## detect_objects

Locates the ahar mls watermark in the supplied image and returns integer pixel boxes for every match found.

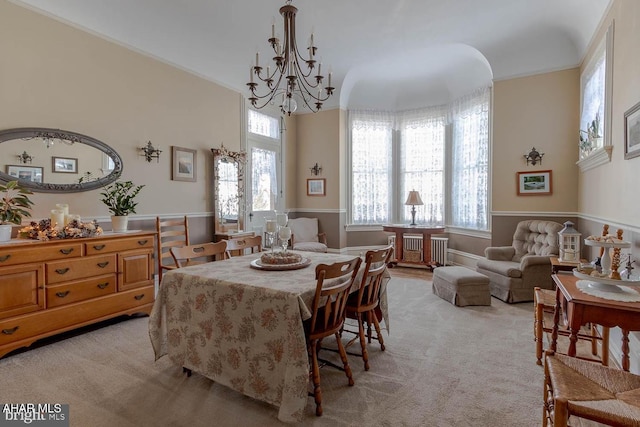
[0,404,68,426]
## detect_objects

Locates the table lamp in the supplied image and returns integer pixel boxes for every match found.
[405,190,423,226]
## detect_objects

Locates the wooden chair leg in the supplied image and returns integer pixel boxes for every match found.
[356,312,370,371]
[309,339,323,416]
[535,299,544,366]
[334,332,354,386]
[370,311,385,351]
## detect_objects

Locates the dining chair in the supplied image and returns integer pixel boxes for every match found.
[224,235,262,258]
[156,216,191,283]
[306,257,362,417]
[343,245,393,371]
[170,241,228,268]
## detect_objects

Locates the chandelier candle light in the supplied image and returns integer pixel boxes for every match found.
[247,0,334,115]
[405,190,424,226]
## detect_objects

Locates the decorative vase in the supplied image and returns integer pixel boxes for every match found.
[111,215,129,232]
[0,224,12,242]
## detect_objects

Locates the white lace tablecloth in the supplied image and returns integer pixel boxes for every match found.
[149,251,389,422]
[576,279,640,302]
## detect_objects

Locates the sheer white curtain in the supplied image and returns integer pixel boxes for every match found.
[398,107,447,224]
[580,42,606,154]
[350,110,394,224]
[450,87,490,230]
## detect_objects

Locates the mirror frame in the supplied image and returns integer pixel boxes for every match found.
[0,127,123,193]
[211,146,246,233]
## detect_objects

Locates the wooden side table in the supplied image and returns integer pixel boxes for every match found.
[382,225,445,269]
[214,230,254,242]
[551,273,640,371]
[550,256,587,274]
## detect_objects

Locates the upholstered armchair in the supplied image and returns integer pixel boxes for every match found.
[476,220,563,303]
[288,217,328,253]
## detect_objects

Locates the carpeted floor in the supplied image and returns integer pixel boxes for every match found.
[0,271,549,426]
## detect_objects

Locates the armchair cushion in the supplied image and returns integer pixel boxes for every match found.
[288,217,328,253]
[288,217,319,243]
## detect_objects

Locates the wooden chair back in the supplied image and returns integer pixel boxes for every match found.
[156,216,190,282]
[308,257,362,340]
[224,235,262,258]
[170,241,228,268]
[353,245,393,312]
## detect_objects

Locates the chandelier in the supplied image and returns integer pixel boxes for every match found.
[247,0,334,116]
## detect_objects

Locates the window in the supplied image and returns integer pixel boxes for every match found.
[578,21,614,172]
[350,111,394,224]
[248,109,280,139]
[348,88,490,231]
[450,88,490,230]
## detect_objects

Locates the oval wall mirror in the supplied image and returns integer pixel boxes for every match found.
[0,128,123,193]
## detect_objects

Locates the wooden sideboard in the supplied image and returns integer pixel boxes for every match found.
[0,231,155,358]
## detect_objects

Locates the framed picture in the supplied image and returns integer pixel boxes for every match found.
[516,170,552,196]
[52,157,78,174]
[624,101,640,160]
[307,178,326,196]
[172,146,197,182]
[6,165,44,183]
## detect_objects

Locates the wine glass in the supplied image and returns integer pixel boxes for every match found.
[278,226,291,253]
[276,212,288,227]
[265,219,277,253]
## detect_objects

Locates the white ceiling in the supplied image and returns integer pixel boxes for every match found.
[10,0,611,112]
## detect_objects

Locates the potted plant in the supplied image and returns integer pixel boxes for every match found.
[99,180,144,232]
[0,181,34,242]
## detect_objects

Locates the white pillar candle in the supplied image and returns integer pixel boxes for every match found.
[50,209,65,230]
[56,203,69,216]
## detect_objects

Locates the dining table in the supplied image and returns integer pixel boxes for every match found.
[148,250,390,422]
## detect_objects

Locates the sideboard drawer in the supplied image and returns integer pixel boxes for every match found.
[85,236,154,255]
[46,274,117,308]
[0,242,83,267]
[46,254,116,284]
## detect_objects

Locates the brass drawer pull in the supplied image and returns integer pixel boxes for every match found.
[97,282,110,289]
[134,294,145,300]
[97,261,110,268]
[137,240,148,246]
[55,291,70,298]
[59,248,74,255]
[0,254,11,262]
[55,268,70,275]
[2,326,19,335]
[93,244,106,251]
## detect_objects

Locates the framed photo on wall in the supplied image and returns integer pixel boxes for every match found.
[307,178,325,196]
[52,157,78,173]
[624,101,640,160]
[516,170,552,196]
[172,146,197,182]
[6,165,43,183]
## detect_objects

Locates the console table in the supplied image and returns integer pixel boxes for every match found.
[382,225,445,269]
[551,273,640,371]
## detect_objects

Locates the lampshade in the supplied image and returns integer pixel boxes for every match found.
[405,190,424,206]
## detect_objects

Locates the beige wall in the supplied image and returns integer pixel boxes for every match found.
[0,1,241,225]
[578,1,640,227]
[294,109,341,209]
[492,69,580,214]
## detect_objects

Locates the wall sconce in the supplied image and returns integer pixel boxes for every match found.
[16,151,33,164]
[310,163,322,176]
[524,147,544,165]
[139,141,162,163]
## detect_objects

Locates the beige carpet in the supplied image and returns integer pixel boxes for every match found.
[0,276,546,426]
